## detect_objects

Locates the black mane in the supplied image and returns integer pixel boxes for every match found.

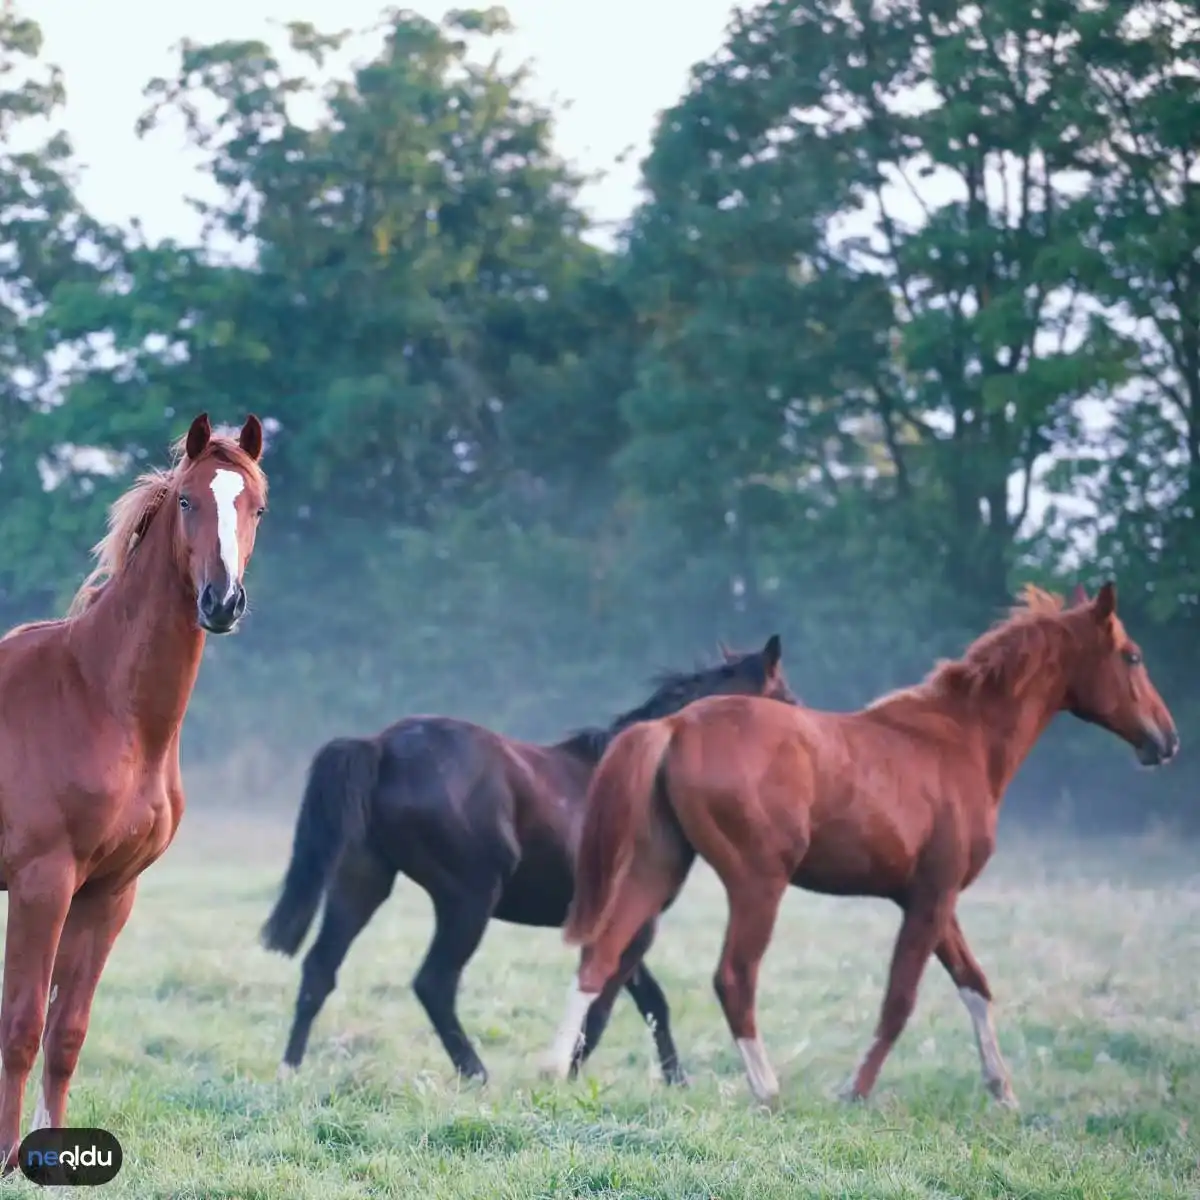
[557,653,765,763]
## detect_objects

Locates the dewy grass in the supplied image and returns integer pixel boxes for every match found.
[12,813,1198,1199]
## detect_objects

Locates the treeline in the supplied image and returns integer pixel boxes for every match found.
[2,2,1198,831]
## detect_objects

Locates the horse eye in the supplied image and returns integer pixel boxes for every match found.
[178,496,191,512]
[255,506,266,519]
[1123,649,1142,666]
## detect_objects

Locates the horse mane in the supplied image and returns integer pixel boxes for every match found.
[558,649,763,762]
[64,431,267,620]
[869,584,1076,713]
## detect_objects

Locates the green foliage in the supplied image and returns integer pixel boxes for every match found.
[1,0,1198,832]
[131,9,616,534]
[616,0,1144,604]
[1056,1,1200,622]
[0,6,122,612]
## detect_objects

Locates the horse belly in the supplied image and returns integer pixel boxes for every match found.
[793,820,915,899]
[791,857,907,898]
[492,848,575,927]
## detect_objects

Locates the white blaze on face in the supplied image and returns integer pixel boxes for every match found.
[210,469,245,601]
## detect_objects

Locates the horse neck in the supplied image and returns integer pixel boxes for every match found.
[950,631,1076,797]
[971,672,1067,797]
[552,679,714,765]
[871,640,1070,801]
[612,677,717,735]
[75,506,205,754]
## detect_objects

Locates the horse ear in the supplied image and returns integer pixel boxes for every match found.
[1070,583,1089,608]
[1093,580,1117,621]
[239,414,264,461]
[186,413,211,460]
[763,633,782,671]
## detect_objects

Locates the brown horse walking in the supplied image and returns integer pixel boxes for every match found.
[261,636,796,1086]
[546,583,1178,1107]
[0,414,266,1166]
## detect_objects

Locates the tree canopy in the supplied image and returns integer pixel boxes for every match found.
[4,1,1198,831]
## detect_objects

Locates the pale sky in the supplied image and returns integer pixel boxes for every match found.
[35,0,742,245]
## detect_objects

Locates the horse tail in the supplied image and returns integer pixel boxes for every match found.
[260,736,382,956]
[564,718,677,946]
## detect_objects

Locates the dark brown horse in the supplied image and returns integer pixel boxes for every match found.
[260,635,797,1085]
[0,414,266,1166]
[547,583,1178,1108]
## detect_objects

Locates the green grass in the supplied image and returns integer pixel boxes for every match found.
[5,813,1199,1198]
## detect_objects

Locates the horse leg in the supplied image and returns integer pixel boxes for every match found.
[935,912,1018,1108]
[568,928,645,1080]
[711,876,790,1105]
[37,883,138,1131]
[570,920,687,1085]
[0,857,74,1169]
[544,871,682,1082]
[411,878,503,1083]
[841,893,954,1103]
[279,847,394,1077]
[623,960,687,1085]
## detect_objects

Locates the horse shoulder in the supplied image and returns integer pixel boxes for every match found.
[0,616,68,660]
[497,738,562,835]
[0,630,130,790]
[0,623,77,718]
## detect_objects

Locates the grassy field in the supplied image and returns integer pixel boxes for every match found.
[5,811,1199,1199]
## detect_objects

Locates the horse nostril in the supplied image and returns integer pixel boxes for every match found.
[198,583,218,617]
[233,586,247,618]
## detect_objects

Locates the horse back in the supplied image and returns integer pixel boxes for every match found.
[372,714,576,855]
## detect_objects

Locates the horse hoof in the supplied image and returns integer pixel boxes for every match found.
[836,1080,866,1104]
[459,1066,488,1086]
[990,1079,1020,1110]
[664,1067,691,1088]
[276,1062,298,1083]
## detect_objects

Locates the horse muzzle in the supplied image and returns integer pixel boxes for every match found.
[198,581,247,634]
[1136,723,1180,768]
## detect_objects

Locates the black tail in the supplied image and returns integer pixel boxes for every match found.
[260,736,382,956]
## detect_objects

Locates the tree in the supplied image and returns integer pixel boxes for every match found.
[129,7,620,537]
[617,0,1134,608]
[0,5,119,615]
[1050,0,1200,621]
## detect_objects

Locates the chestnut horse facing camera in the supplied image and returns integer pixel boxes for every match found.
[0,413,266,1167]
[546,582,1178,1108]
